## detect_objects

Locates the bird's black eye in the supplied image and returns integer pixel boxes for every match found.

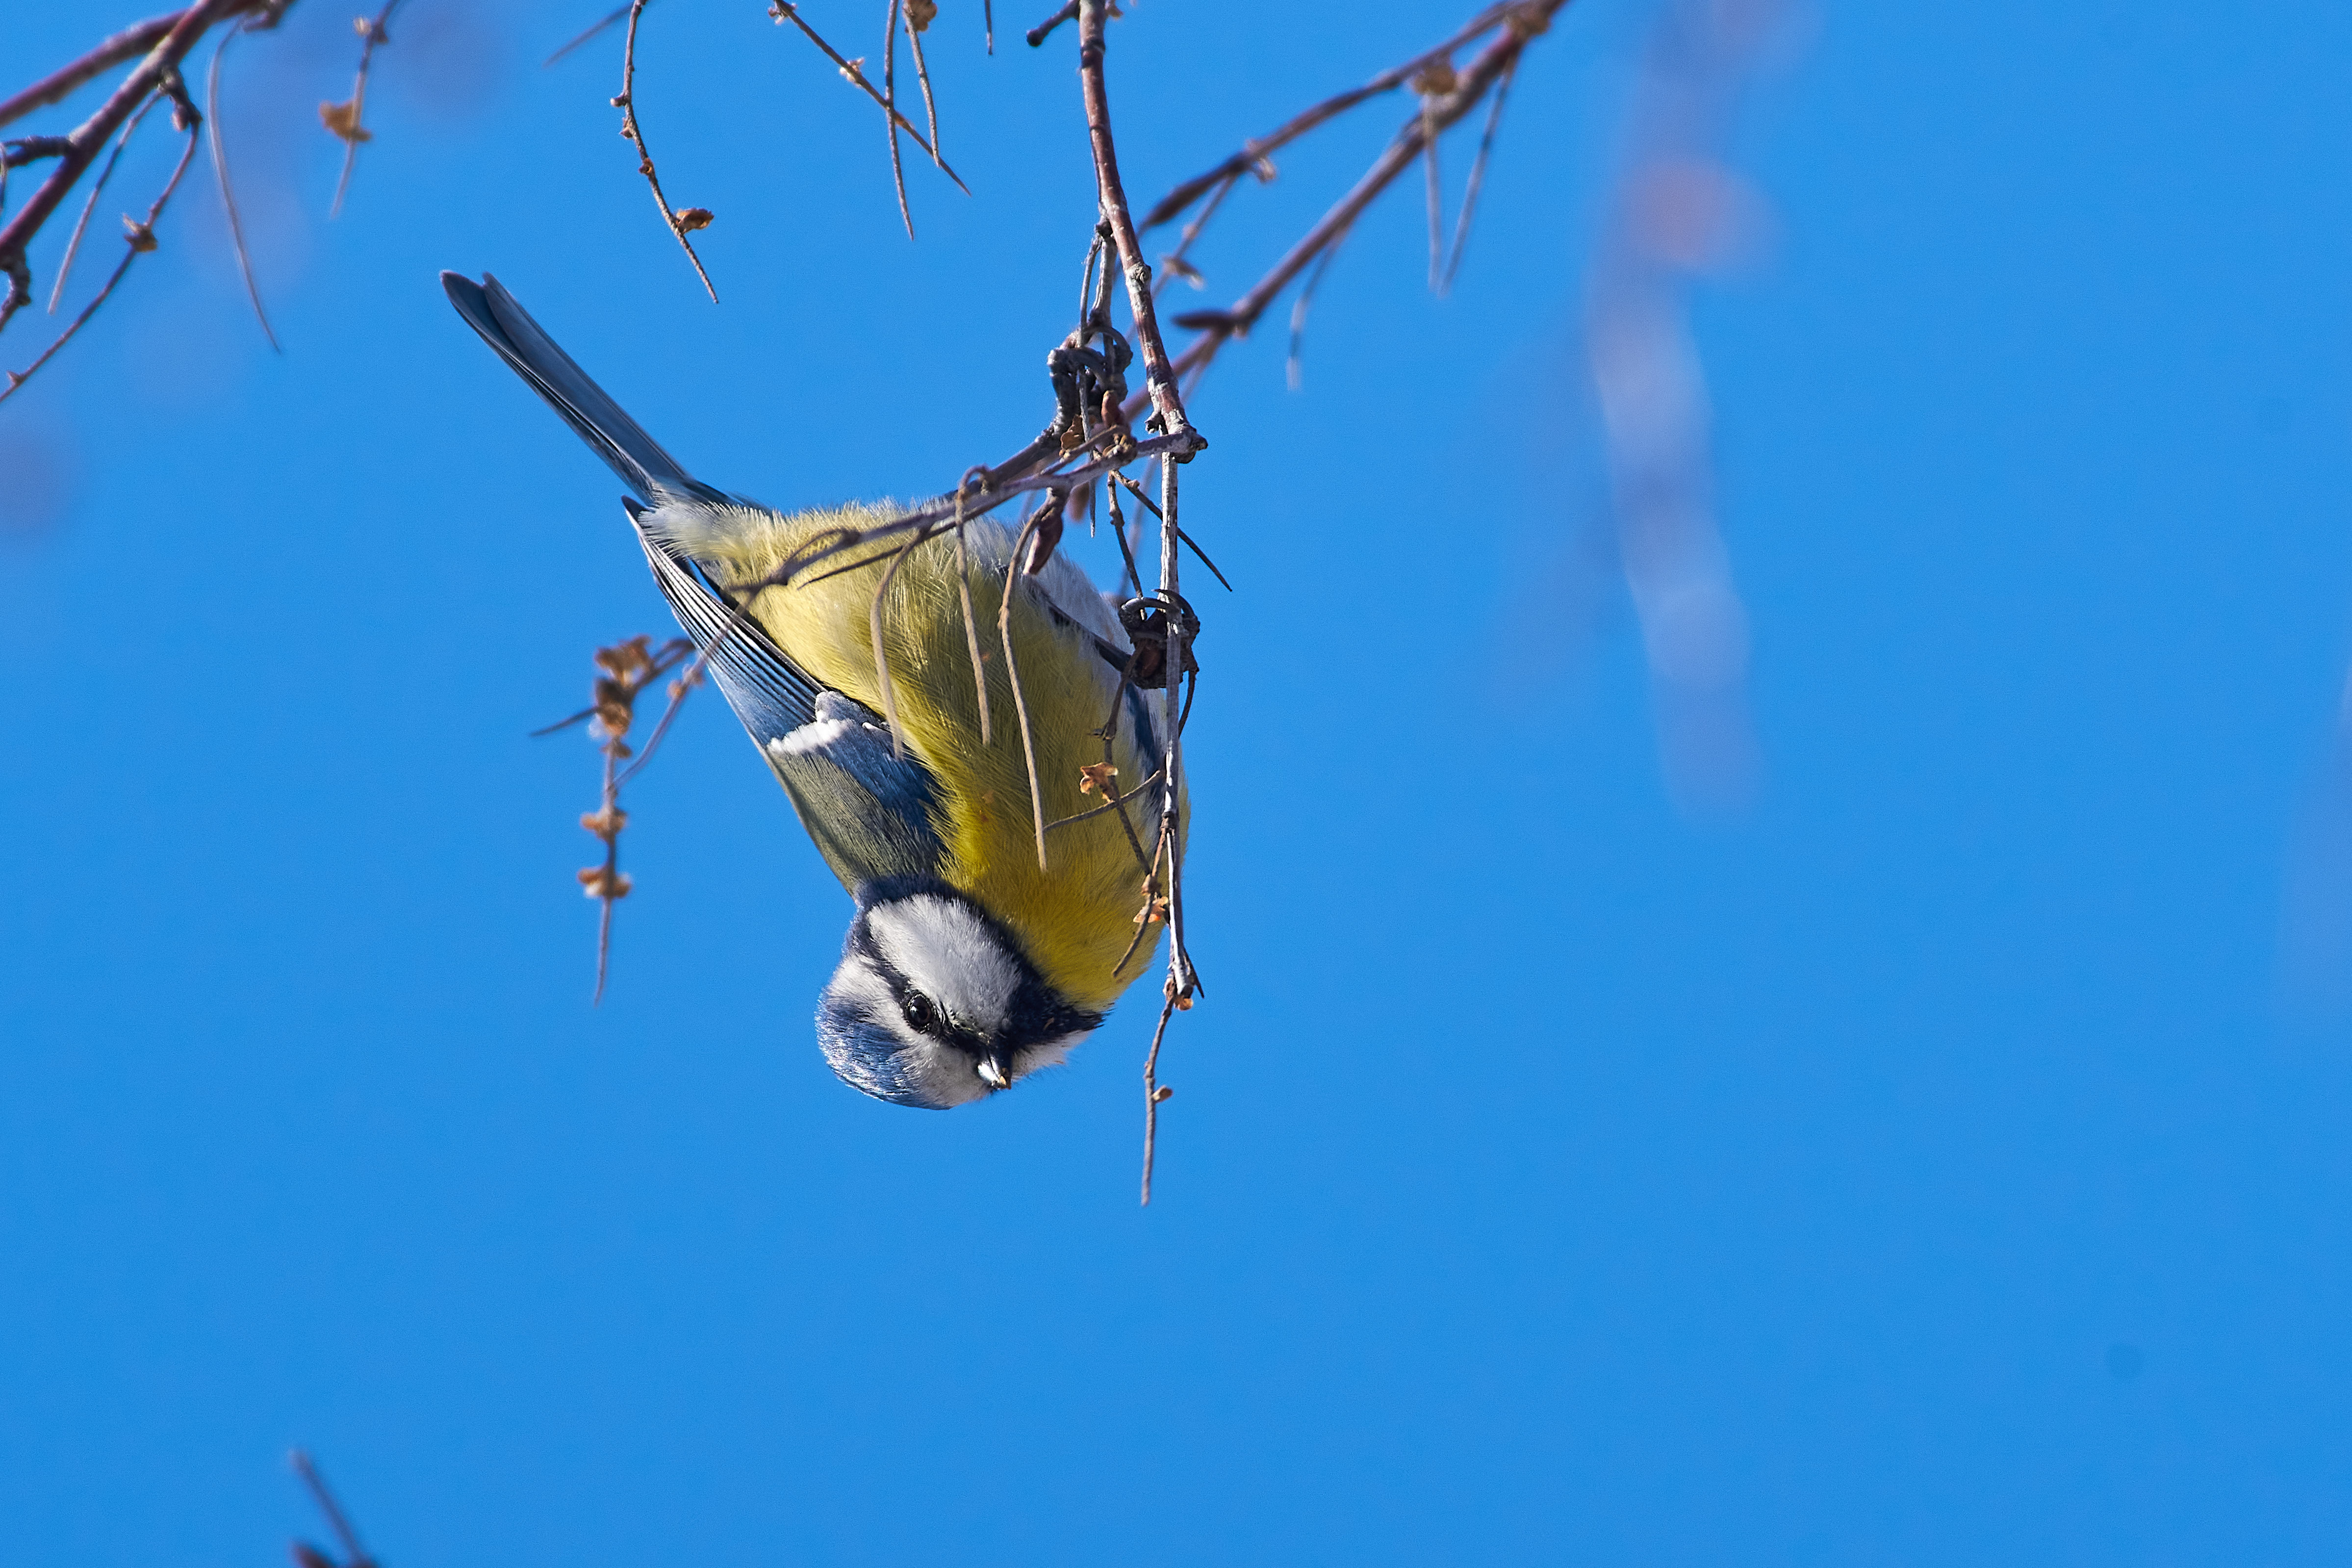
[901,992,939,1034]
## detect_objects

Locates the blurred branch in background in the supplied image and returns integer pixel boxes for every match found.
[1131,1,1572,404]
[2277,670,2352,1020]
[0,0,428,404]
[325,0,407,219]
[289,1450,381,1568]
[1582,0,1790,812]
[1,0,285,399]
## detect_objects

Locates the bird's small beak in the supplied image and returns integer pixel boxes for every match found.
[976,1055,1011,1091]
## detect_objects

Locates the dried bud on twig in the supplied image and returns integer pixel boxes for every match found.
[578,865,634,900]
[545,634,700,1001]
[317,98,370,145]
[675,207,714,233]
[1079,763,1118,796]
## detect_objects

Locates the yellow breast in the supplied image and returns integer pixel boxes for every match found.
[663,499,1182,1013]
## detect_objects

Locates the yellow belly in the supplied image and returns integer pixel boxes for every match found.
[663,499,1181,1013]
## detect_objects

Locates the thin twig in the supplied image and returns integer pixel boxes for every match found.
[1111,470,1232,589]
[867,524,926,757]
[998,503,1054,871]
[544,3,628,68]
[49,90,160,314]
[1045,765,1163,832]
[1422,92,1443,292]
[0,0,254,338]
[328,1,402,220]
[1154,437,1190,1002]
[290,1450,379,1568]
[555,635,694,1002]
[616,0,717,300]
[1025,1,1078,48]
[1441,53,1517,292]
[1075,0,1198,444]
[1106,474,1142,596]
[3,89,198,405]
[904,0,946,173]
[1090,681,1159,879]
[1137,2,1518,232]
[767,3,969,194]
[1152,170,1237,299]
[205,25,277,350]
[953,473,993,745]
[1285,221,1350,391]
[1110,816,1171,982]
[1138,989,1177,1203]
[881,0,913,239]
[612,650,705,790]
[1138,3,1568,411]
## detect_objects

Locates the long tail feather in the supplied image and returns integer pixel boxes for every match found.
[440,270,723,504]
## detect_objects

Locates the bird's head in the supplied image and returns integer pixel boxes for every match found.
[817,877,1103,1108]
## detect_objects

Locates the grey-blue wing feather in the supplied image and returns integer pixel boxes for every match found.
[759,692,947,892]
[444,267,940,889]
[628,522,943,890]
[630,514,824,735]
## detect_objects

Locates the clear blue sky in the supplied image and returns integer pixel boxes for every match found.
[6,1,2352,1563]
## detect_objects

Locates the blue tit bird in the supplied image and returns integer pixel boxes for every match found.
[442,272,1180,1108]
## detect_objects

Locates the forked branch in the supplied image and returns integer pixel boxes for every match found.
[0,0,265,337]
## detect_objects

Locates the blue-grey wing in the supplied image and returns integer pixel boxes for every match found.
[627,519,944,891]
[759,692,948,892]
[629,506,822,736]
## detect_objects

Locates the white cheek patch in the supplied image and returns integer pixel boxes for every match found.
[867,896,1021,1035]
[824,955,990,1108]
[897,1039,991,1107]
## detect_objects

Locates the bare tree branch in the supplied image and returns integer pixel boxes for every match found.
[325,0,402,221]
[1137,2,1518,233]
[1141,2,1568,407]
[1025,2,1078,49]
[290,1450,381,1568]
[0,11,182,131]
[882,0,913,238]
[206,24,279,349]
[767,2,970,198]
[1441,52,1518,292]
[615,0,718,301]
[0,0,262,338]
[1074,0,1197,445]
[3,77,202,405]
